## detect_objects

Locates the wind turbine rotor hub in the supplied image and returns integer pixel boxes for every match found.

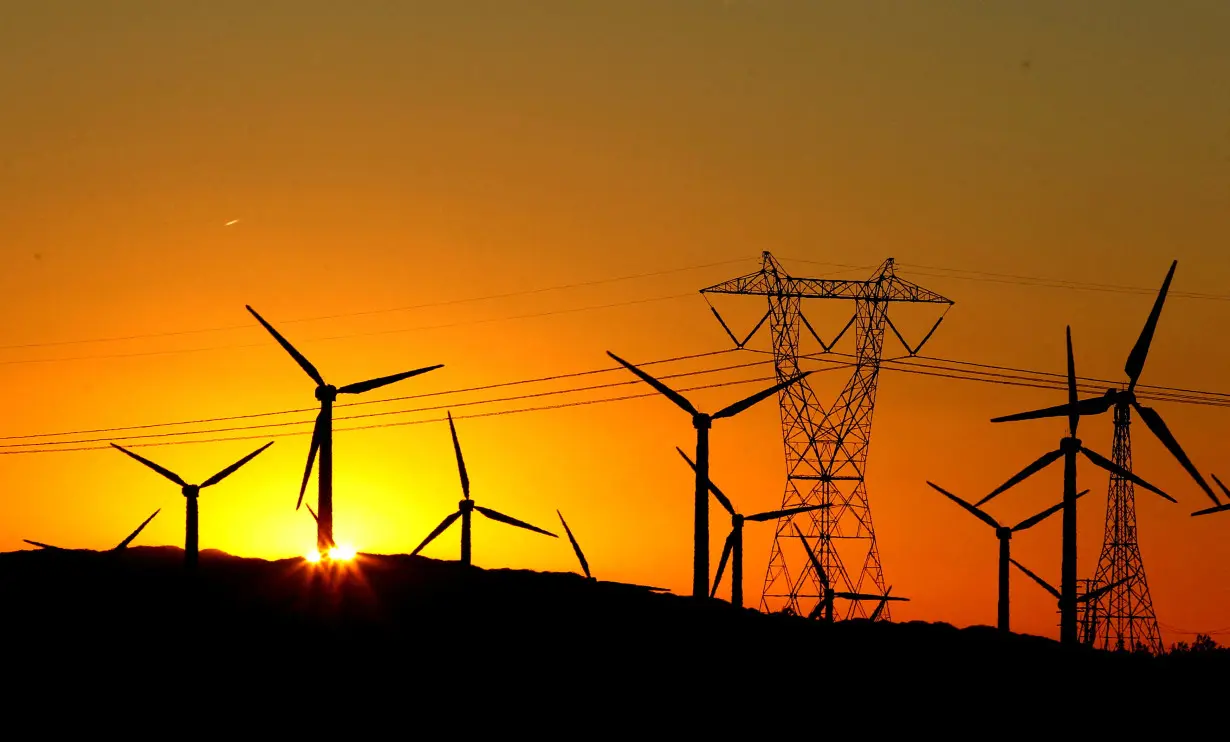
[1060,437,1082,453]
[732,514,744,527]
[692,413,712,430]
[996,526,1011,540]
[315,385,338,402]
[182,485,200,498]
[459,499,474,512]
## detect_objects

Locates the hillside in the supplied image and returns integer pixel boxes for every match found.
[0,545,1221,723]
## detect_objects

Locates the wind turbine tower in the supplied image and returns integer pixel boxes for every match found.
[701,252,952,620]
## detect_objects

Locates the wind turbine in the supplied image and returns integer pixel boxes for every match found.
[794,524,908,621]
[24,509,162,552]
[1192,475,1230,516]
[1009,558,1135,634]
[110,442,273,571]
[607,350,811,599]
[555,509,670,592]
[976,327,1173,645]
[246,305,443,556]
[676,447,828,609]
[411,412,557,565]
[927,481,1089,632]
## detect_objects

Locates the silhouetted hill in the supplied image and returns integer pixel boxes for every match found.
[0,546,1219,725]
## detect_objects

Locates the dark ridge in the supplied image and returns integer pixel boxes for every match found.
[0,547,1218,722]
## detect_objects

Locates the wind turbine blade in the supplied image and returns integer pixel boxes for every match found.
[869,587,892,622]
[114,508,161,550]
[110,444,187,487]
[1125,260,1176,392]
[676,447,735,516]
[991,395,1114,424]
[23,540,63,550]
[1131,401,1217,505]
[792,524,829,591]
[474,506,558,538]
[1010,490,1089,533]
[746,503,830,522]
[1191,502,1230,517]
[297,412,325,510]
[201,442,274,488]
[245,305,325,387]
[1080,574,1135,604]
[557,510,591,579]
[712,373,812,420]
[1008,558,1060,600]
[835,592,908,602]
[975,448,1064,507]
[606,351,697,415]
[410,511,462,556]
[1066,326,1078,436]
[306,503,318,523]
[711,533,734,599]
[338,365,444,395]
[928,481,1000,529]
[1079,446,1175,503]
[1215,473,1230,502]
[447,412,470,499]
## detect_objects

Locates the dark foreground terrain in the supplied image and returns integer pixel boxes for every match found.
[0,546,1222,728]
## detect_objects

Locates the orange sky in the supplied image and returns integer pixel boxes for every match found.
[1,2,1228,646]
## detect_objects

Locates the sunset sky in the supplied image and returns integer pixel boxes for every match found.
[1,2,1228,645]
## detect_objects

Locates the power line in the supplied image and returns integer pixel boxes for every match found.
[0,291,702,367]
[0,349,739,441]
[0,257,756,352]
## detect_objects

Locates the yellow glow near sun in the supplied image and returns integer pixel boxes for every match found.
[305,550,322,563]
[329,544,357,560]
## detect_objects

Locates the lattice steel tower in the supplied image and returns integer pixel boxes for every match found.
[701,253,952,620]
[1082,401,1164,653]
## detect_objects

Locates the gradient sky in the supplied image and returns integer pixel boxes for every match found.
[1,1,1228,645]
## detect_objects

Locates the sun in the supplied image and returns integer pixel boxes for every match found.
[329,544,357,560]
[305,549,322,563]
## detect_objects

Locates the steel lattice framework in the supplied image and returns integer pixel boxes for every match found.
[701,253,952,620]
[1082,401,1165,653]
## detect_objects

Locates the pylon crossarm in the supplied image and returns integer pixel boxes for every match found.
[883,305,950,358]
[800,311,856,354]
[705,299,742,349]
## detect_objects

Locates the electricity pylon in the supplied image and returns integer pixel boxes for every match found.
[701,253,952,620]
[1083,404,1165,653]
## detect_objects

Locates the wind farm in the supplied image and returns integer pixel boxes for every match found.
[2,1,1228,724]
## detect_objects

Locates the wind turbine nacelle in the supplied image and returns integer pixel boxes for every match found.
[181,485,201,498]
[315,385,338,403]
[459,499,475,512]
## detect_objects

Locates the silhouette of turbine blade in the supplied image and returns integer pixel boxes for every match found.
[712,372,812,420]
[975,449,1064,507]
[338,365,444,395]
[1011,490,1089,533]
[793,524,829,591]
[1191,501,1230,517]
[606,351,697,415]
[676,447,735,516]
[1078,446,1175,503]
[474,506,558,538]
[1130,400,1216,504]
[202,441,274,488]
[990,395,1114,424]
[557,510,591,579]
[297,411,325,510]
[1080,574,1135,604]
[411,510,462,556]
[114,508,161,550]
[1066,326,1079,436]
[110,443,187,487]
[1009,557,1060,600]
[711,532,734,598]
[23,540,62,550]
[928,481,999,529]
[1215,473,1230,503]
[447,412,470,499]
[245,305,325,386]
[746,503,829,522]
[869,587,893,621]
[835,591,907,602]
[1126,260,1176,392]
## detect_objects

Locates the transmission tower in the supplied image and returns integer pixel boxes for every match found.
[700,253,952,620]
[1082,401,1165,654]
